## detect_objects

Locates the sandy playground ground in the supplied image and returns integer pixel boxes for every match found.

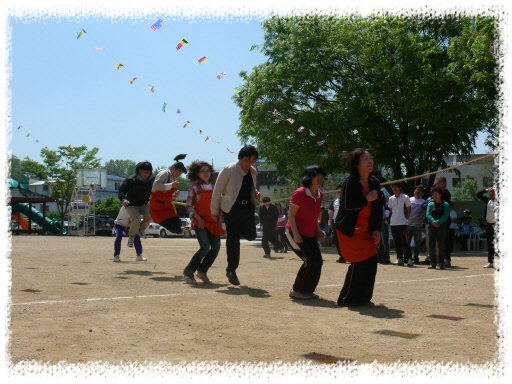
[6,235,502,369]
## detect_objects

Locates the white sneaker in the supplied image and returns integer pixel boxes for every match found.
[136,254,147,261]
[127,239,134,247]
[407,259,413,267]
[289,290,311,300]
[393,259,404,266]
[113,255,120,262]
[196,271,211,283]
[483,262,494,268]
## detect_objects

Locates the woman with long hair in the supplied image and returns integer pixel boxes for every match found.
[183,160,225,283]
[286,165,327,300]
[150,154,187,234]
[335,148,384,307]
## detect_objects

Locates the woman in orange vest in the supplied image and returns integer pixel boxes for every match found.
[150,154,187,234]
[183,160,225,284]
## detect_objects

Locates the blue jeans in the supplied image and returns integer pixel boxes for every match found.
[184,226,221,274]
[114,225,142,256]
[407,225,423,258]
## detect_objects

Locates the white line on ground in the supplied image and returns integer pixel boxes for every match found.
[11,273,492,307]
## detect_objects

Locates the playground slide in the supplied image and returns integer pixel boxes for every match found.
[11,202,65,235]
[12,214,29,230]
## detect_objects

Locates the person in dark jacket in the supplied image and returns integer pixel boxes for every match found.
[118,161,155,254]
[258,197,281,257]
[335,148,384,307]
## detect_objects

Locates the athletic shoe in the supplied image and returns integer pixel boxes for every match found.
[226,270,240,286]
[428,265,436,269]
[127,238,134,247]
[306,292,320,299]
[414,257,420,264]
[393,259,404,266]
[336,257,347,263]
[263,254,271,258]
[483,262,494,268]
[139,228,147,239]
[444,260,451,267]
[196,271,211,283]
[183,272,197,284]
[136,254,147,261]
[113,255,120,262]
[380,260,391,265]
[439,264,445,270]
[289,290,311,300]
[407,259,414,267]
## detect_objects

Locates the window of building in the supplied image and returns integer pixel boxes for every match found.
[452,178,460,188]
[115,182,121,190]
[42,184,49,192]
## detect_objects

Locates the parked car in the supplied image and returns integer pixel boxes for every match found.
[63,221,78,231]
[79,215,115,236]
[113,219,194,238]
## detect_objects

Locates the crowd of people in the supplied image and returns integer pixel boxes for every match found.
[111,145,497,305]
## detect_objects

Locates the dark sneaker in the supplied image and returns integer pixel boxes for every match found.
[414,258,420,264]
[336,257,346,263]
[226,270,240,285]
[183,271,197,284]
[113,255,120,262]
[196,270,211,283]
[439,264,446,270]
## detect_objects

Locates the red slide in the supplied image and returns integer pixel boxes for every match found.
[12,214,29,230]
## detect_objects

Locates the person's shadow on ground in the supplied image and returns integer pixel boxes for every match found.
[216,286,272,298]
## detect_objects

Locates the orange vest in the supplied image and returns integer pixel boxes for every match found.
[149,187,178,224]
[193,183,225,236]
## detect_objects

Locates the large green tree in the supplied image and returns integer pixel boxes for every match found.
[234,13,500,192]
[8,154,26,182]
[104,159,137,178]
[22,145,101,234]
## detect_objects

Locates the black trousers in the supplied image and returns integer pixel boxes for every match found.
[486,222,496,263]
[277,227,288,252]
[158,216,183,234]
[286,230,323,294]
[261,225,282,254]
[222,204,256,271]
[338,254,378,305]
[428,223,447,266]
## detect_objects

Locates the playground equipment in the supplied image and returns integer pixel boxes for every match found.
[11,202,65,235]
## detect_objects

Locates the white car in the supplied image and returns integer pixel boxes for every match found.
[112,219,194,238]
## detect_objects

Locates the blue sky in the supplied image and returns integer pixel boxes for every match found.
[7,15,270,172]
[5,6,495,178]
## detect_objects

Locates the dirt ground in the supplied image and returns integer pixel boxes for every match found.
[7,235,501,368]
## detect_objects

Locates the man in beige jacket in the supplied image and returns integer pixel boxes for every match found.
[211,145,261,285]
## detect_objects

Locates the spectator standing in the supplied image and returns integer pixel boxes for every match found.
[276,203,288,253]
[259,197,281,258]
[437,177,453,266]
[476,187,497,268]
[407,185,426,264]
[211,146,261,286]
[426,187,450,269]
[389,182,412,266]
[329,185,346,263]
[118,161,155,252]
[377,201,390,264]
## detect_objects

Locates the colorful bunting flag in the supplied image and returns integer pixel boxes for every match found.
[217,72,227,80]
[116,63,124,70]
[274,109,279,119]
[298,126,304,132]
[309,130,316,136]
[176,39,188,50]
[288,118,294,124]
[45,146,48,149]
[227,148,235,154]
[93,47,105,51]
[199,130,203,134]
[205,136,210,142]
[493,41,499,57]
[183,121,190,128]
[177,109,182,114]
[234,86,245,93]
[256,98,263,103]
[77,29,86,39]
[162,102,167,112]
[328,146,337,152]
[149,85,154,93]
[17,125,22,130]
[130,78,137,84]
[316,140,326,146]
[195,56,209,66]
[472,20,478,34]
[36,140,39,143]
[26,133,31,137]
[150,19,165,31]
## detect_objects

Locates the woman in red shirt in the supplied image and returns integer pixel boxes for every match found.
[184,160,225,284]
[286,165,327,300]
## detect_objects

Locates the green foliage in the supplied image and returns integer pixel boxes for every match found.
[234,13,500,193]
[104,159,136,178]
[8,154,26,182]
[46,210,63,221]
[176,176,193,191]
[91,196,123,217]
[21,145,101,234]
[452,174,479,202]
